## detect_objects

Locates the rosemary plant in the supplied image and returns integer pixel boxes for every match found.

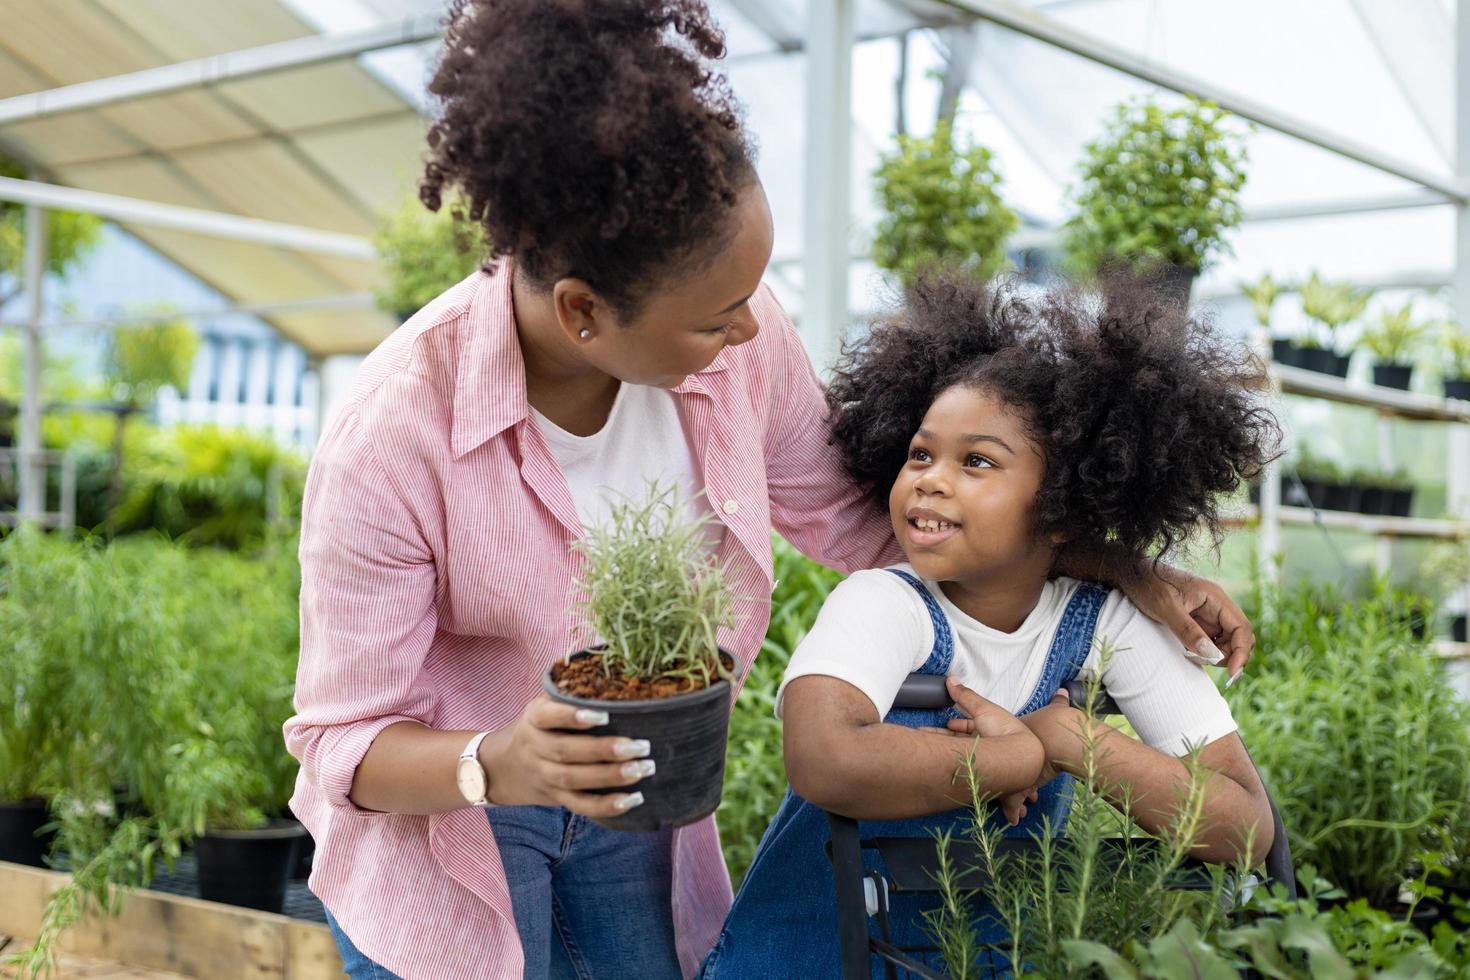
[571,481,735,688]
[926,641,1245,977]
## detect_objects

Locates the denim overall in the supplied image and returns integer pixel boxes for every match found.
[700,571,1110,979]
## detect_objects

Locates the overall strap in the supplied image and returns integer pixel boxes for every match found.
[1017,583,1111,717]
[884,569,955,675]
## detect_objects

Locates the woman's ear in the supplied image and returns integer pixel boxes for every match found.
[551,278,615,344]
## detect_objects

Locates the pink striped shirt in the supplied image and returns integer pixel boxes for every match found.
[284,263,900,979]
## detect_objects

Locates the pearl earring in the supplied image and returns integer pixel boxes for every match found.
[579,328,591,339]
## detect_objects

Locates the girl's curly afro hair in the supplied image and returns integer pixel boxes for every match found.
[420,0,755,318]
[827,273,1281,563]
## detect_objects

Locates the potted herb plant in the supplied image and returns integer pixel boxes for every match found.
[1300,272,1372,377]
[1062,97,1249,302]
[1441,321,1470,400]
[1382,468,1415,517]
[546,482,738,832]
[373,193,486,322]
[1361,300,1426,390]
[871,121,1019,287]
[1243,273,1300,367]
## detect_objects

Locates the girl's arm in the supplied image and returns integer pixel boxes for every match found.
[1018,700,1273,865]
[781,675,1044,822]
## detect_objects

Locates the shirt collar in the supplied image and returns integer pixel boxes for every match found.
[451,263,734,460]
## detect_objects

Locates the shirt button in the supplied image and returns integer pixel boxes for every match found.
[723,500,739,515]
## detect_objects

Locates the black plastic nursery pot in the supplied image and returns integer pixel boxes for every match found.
[1328,351,1352,378]
[1388,488,1414,517]
[0,797,54,868]
[1270,339,1302,367]
[1453,615,1467,643]
[195,819,307,913]
[543,650,734,833]
[1323,482,1361,513]
[1359,486,1387,515]
[1372,363,1414,390]
[1445,377,1470,400]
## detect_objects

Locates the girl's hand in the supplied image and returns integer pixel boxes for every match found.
[944,677,1028,738]
[1124,564,1253,683]
[481,694,654,818]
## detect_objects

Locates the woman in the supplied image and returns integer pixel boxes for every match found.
[283,2,1254,978]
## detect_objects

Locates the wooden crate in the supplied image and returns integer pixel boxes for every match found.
[0,862,341,980]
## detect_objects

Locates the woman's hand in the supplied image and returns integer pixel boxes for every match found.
[480,694,655,818]
[1123,564,1254,682]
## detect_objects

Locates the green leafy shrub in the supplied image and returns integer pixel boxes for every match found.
[1063,98,1248,279]
[1232,582,1470,906]
[373,194,485,317]
[719,537,844,887]
[0,532,301,976]
[0,154,103,309]
[871,121,1019,287]
[1439,321,1470,380]
[1242,273,1280,331]
[111,424,305,548]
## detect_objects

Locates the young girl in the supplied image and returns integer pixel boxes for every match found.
[700,274,1280,978]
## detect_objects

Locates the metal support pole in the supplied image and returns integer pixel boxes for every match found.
[801,0,854,375]
[17,204,46,526]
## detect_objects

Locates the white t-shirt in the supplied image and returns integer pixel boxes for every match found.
[530,381,720,545]
[776,564,1236,758]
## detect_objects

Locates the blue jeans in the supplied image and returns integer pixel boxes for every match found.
[326,806,682,979]
[326,909,404,980]
[487,805,681,980]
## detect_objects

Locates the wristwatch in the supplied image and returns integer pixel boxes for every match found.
[456,731,494,807]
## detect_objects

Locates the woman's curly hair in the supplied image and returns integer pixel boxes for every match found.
[828,273,1281,563]
[420,0,754,318]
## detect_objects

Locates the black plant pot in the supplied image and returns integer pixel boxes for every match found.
[1358,486,1387,515]
[281,806,313,880]
[1323,483,1361,513]
[1248,483,1261,504]
[1453,615,1467,643]
[1445,378,1470,400]
[1297,348,1334,374]
[0,798,54,867]
[1328,351,1352,378]
[544,650,734,833]
[1372,363,1413,390]
[195,819,307,913]
[1270,339,1300,367]
[1388,488,1414,517]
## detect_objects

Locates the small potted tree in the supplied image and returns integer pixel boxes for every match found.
[1361,300,1426,390]
[373,193,486,322]
[545,482,738,832]
[871,121,1019,287]
[1299,272,1372,377]
[1062,97,1249,302]
[1441,321,1470,400]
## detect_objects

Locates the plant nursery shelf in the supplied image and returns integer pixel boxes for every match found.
[1433,641,1470,660]
[1224,505,1470,540]
[1271,364,1470,423]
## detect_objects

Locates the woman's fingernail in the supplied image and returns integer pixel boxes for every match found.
[1225,670,1242,689]
[1194,638,1225,664]
[575,709,609,726]
[621,759,656,779]
[615,792,645,811]
[613,739,651,760]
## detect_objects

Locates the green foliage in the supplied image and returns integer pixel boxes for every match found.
[1291,449,1343,484]
[719,537,844,887]
[572,481,735,685]
[1439,321,1470,379]
[105,314,199,406]
[871,121,1019,287]
[1063,98,1248,278]
[1232,582,1470,906]
[0,154,103,300]
[372,194,485,316]
[1360,301,1428,364]
[109,424,306,548]
[1243,273,1281,329]
[0,532,301,975]
[1300,272,1373,351]
[929,660,1243,978]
